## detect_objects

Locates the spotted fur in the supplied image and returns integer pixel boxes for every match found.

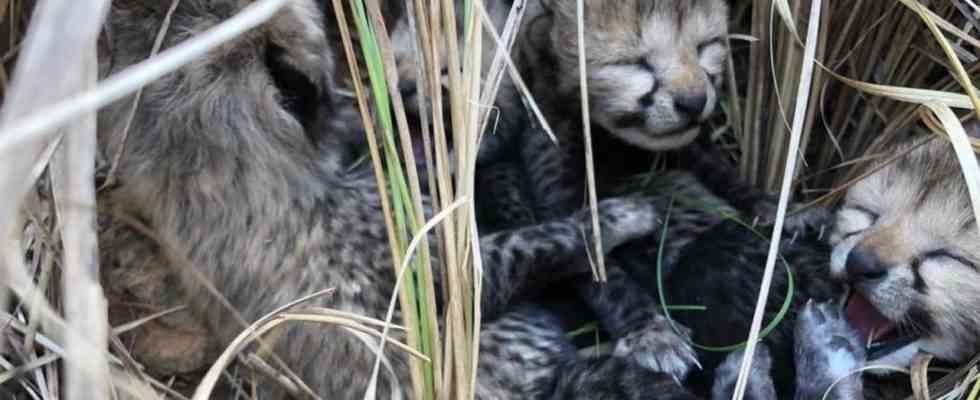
[98,1,671,398]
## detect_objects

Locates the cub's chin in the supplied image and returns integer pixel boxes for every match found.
[604,125,701,152]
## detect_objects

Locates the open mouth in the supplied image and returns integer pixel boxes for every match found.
[845,292,919,360]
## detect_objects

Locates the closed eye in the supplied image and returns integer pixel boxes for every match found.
[922,249,978,271]
[839,205,879,239]
[697,38,724,54]
[611,57,652,71]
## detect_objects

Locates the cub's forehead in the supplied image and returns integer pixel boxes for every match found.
[640,1,729,45]
[568,0,728,33]
[562,0,728,59]
[847,138,980,244]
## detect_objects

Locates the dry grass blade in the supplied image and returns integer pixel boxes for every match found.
[365,198,466,399]
[927,105,980,235]
[474,0,556,144]
[821,365,911,400]
[912,353,935,400]
[0,0,109,367]
[111,305,187,335]
[193,297,427,400]
[732,0,822,399]
[49,37,110,398]
[575,0,605,282]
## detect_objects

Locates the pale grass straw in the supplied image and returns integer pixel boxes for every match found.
[22,216,55,357]
[911,353,934,399]
[731,0,822,399]
[474,0,527,143]
[457,4,486,395]
[364,198,467,400]
[475,0,557,144]
[820,365,910,400]
[439,0,482,396]
[191,289,430,400]
[111,305,188,335]
[576,0,606,281]
[49,41,111,398]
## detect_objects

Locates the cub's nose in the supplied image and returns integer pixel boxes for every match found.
[845,249,888,282]
[674,93,708,118]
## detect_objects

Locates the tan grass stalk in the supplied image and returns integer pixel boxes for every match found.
[193,293,426,400]
[475,0,555,144]
[575,0,606,281]
[49,41,109,399]
[365,198,466,399]
[732,0,822,399]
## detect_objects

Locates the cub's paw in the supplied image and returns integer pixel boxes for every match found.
[580,197,660,250]
[750,195,831,232]
[613,316,699,380]
[711,345,776,400]
[784,206,832,239]
[794,300,866,400]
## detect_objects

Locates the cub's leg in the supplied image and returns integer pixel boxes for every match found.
[548,354,698,400]
[476,304,575,399]
[575,264,699,379]
[474,196,660,320]
[519,123,584,222]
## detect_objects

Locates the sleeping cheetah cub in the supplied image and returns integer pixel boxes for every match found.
[517,0,731,220]
[830,133,980,372]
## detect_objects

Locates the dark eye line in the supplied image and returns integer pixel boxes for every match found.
[922,249,978,271]
[612,57,651,69]
[848,204,880,221]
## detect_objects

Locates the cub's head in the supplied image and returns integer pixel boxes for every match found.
[534,0,729,150]
[829,134,980,369]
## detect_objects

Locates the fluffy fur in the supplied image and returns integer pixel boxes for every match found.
[828,134,980,369]
[97,1,680,398]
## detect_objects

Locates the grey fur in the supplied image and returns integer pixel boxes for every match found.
[98,1,669,398]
